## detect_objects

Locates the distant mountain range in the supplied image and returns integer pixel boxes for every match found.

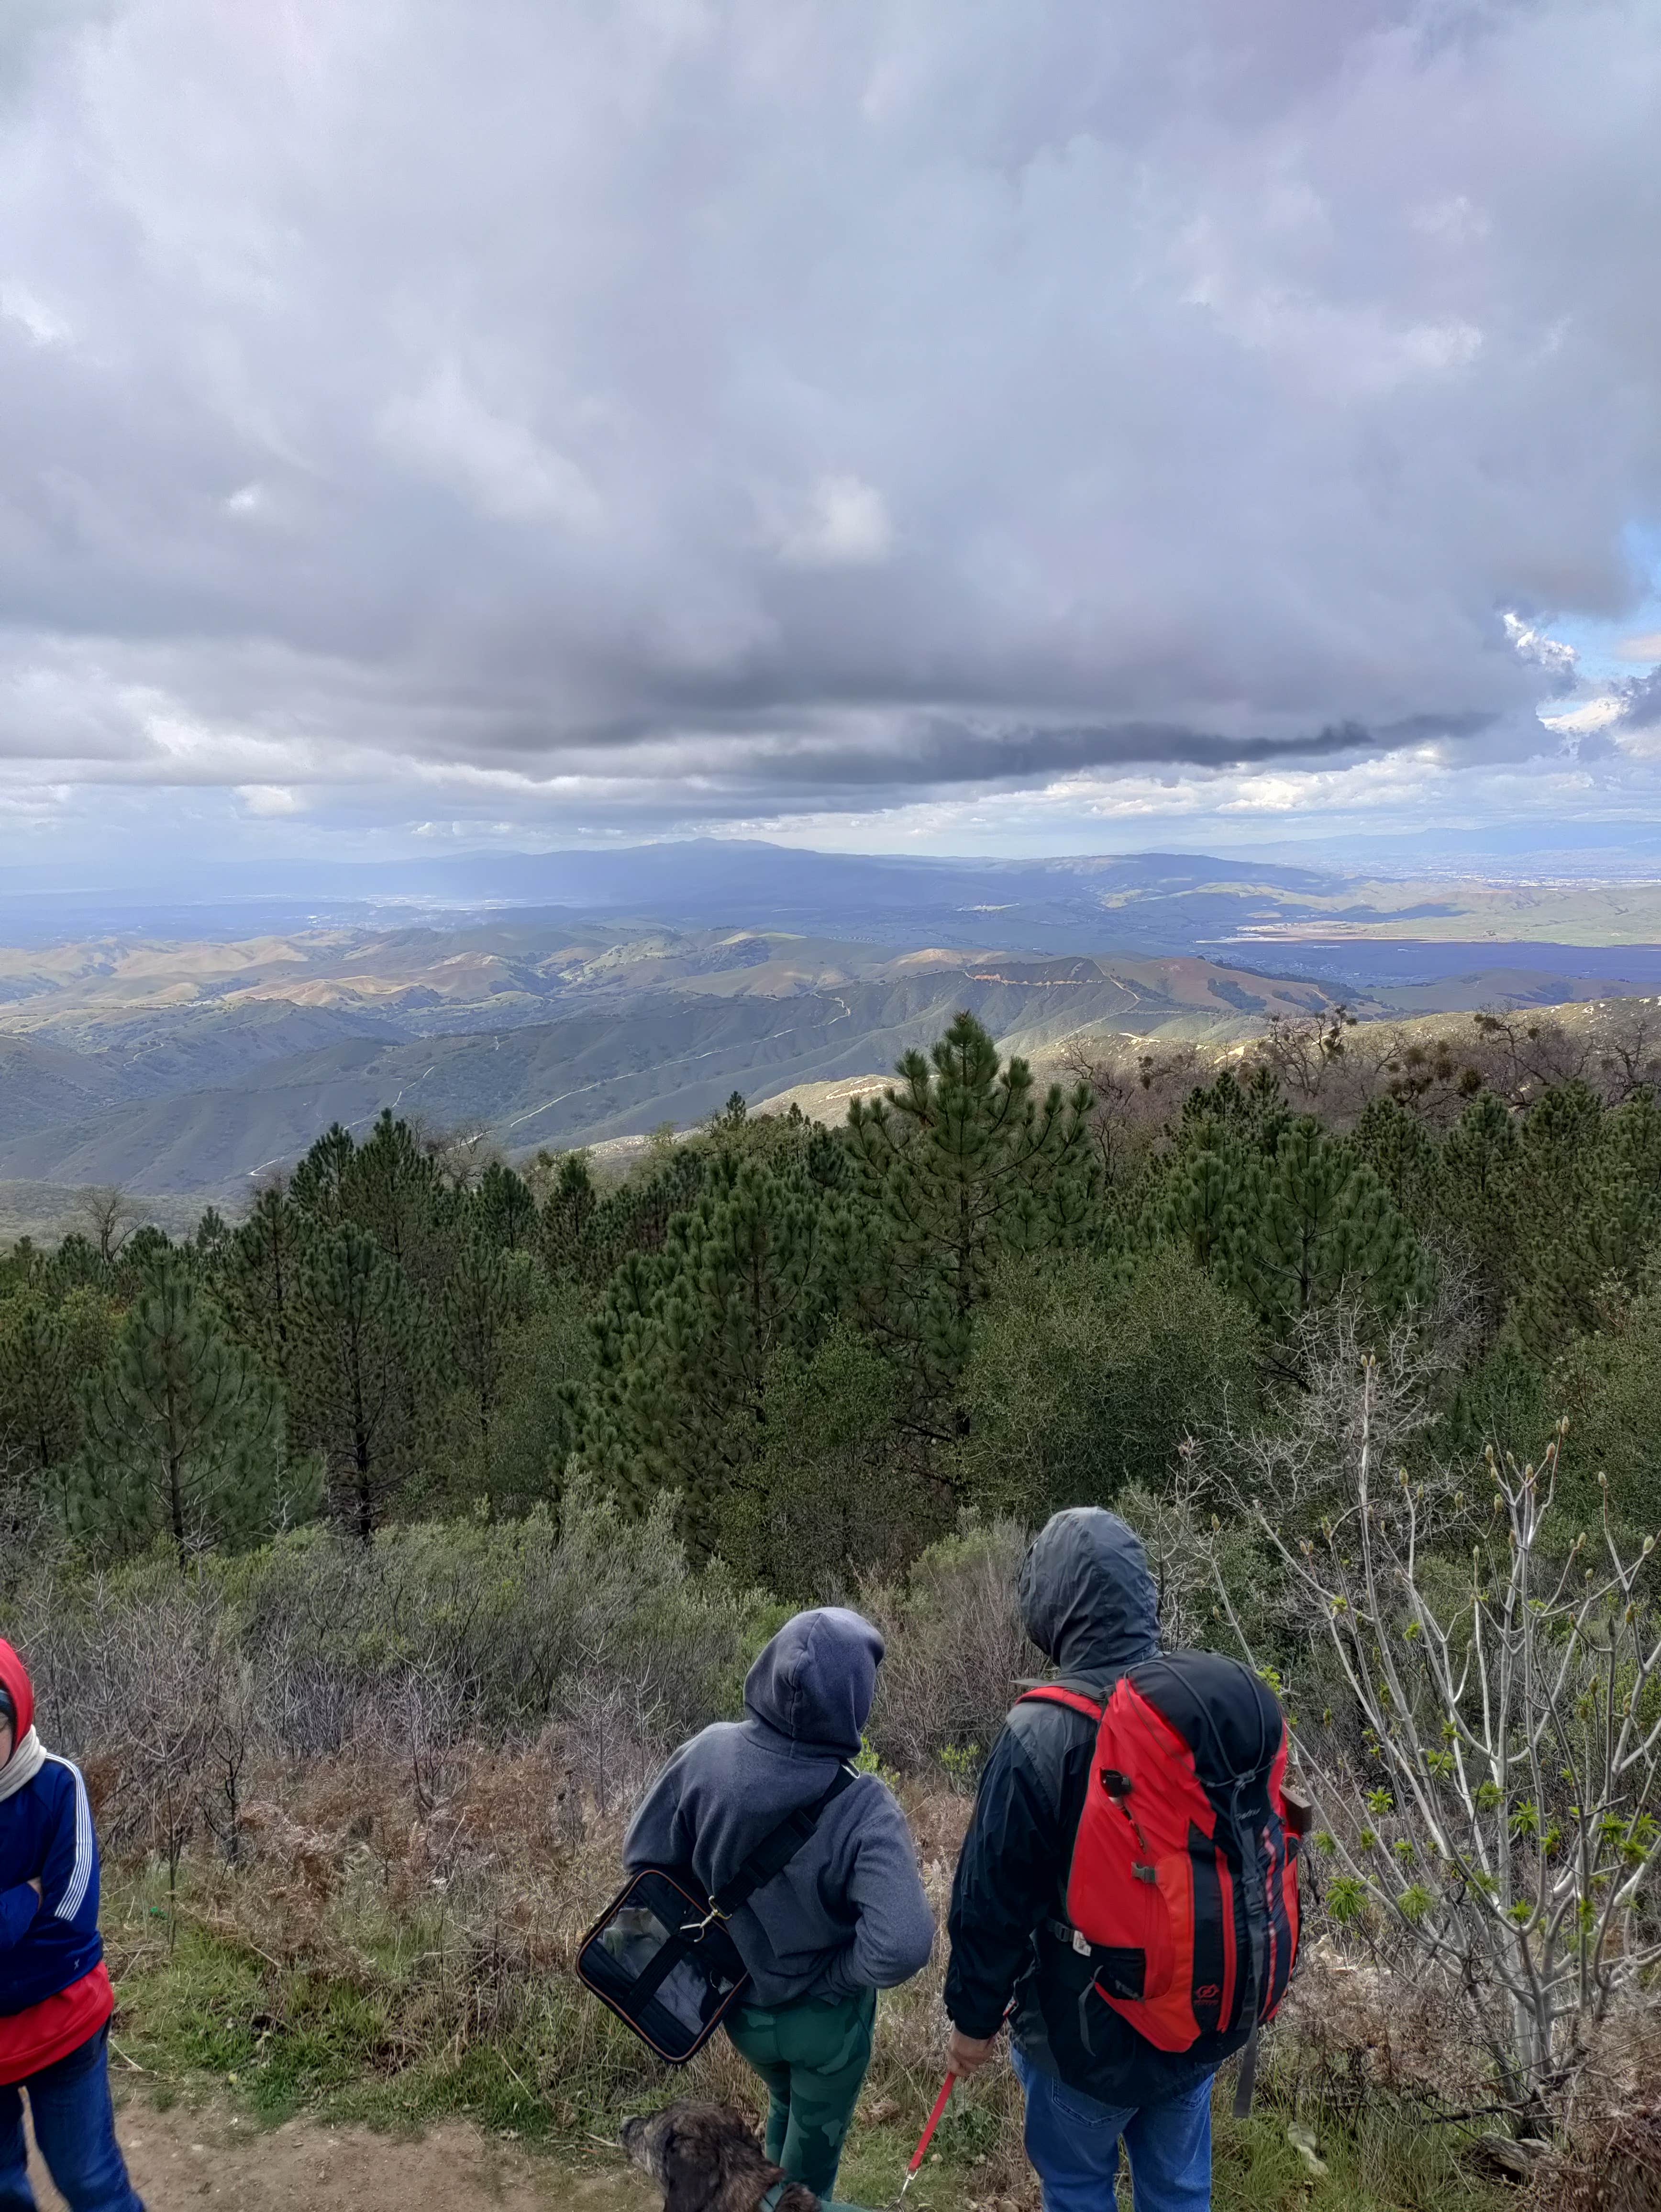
[6,842,1661,1216]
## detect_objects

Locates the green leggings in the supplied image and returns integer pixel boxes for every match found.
[725,1984,877,2199]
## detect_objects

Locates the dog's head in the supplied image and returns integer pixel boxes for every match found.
[621,2102,818,2212]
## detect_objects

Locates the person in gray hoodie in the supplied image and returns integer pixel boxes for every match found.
[624,1607,934,2199]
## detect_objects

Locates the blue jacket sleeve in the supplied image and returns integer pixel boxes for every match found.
[0,1884,39,1953]
[944,1726,1069,2039]
[37,1762,96,1928]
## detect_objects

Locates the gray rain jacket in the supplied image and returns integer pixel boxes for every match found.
[623,1608,934,2008]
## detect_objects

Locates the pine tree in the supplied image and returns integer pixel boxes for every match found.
[0,1288,114,1488]
[476,1161,539,1252]
[1158,1140,1246,1270]
[344,1110,455,1287]
[581,1154,841,1544]
[218,1184,306,1381]
[539,1152,598,1276]
[70,1263,309,1564]
[1351,1095,1438,1223]
[443,1227,534,1506]
[1509,1081,1650,1353]
[1178,1063,1291,1157]
[1435,1086,1520,1334]
[289,1223,429,1542]
[1185,1117,1428,1331]
[844,1012,1096,1440]
[288,1123,357,1228]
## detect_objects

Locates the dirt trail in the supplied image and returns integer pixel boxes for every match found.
[28,2091,658,2212]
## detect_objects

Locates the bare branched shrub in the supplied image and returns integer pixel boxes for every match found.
[235,1482,756,1753]
[1058,1035,1207,1187]
[17,1566,242,1931]
[73,1184,144,1263]
[1209,1358,1661,2123]
[556,1676,675,1818]
[864,1518,1039,1783]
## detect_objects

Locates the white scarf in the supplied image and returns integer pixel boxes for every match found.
[0,1727,46,1804]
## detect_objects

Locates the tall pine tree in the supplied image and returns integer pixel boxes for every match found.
[844,1012,1095,1443]
[581,1153,841,1545]
[289,1223,429,1542]
[443,1227,534,1508]
[71,1263,310,1563]
[218,1184,306,1381]
[1222,1117,1426,1330]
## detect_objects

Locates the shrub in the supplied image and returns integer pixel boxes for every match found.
[948,1244,1260,1520]
[863,1517,1038,1782]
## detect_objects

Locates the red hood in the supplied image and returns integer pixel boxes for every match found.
[0,1642,33,1752]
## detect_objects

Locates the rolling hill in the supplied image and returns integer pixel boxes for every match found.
[8,844,1661,1218]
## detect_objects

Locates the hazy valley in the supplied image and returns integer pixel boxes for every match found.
[10,845,1661,1226]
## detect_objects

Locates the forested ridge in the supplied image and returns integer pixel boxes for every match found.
[9,1002,1661,1578]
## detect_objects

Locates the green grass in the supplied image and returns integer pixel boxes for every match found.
[108,1882,1506,2212]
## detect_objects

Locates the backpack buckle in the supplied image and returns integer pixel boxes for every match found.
[1071,1926,1091,1957]
[681,1904,729,1937]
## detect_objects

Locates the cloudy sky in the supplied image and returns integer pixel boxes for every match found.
[2,0,1660,874]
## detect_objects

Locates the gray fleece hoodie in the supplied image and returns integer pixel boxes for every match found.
[622,1607,934,2008]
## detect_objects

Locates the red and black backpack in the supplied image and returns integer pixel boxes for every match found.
[1019,1650,1303,2104]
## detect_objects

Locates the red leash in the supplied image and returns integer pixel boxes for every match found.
[898,2073,956,2198]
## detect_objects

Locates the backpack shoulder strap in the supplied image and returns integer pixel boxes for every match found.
[709,1765,859,1919]
[1015,1685,1105,1722]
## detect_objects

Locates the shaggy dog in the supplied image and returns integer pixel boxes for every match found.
[622,2102,831,2212]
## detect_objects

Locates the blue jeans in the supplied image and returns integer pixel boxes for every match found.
[0,2026,145,2212]
[1012,2045,1213,2212]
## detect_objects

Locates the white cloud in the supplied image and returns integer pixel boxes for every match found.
[236,783,304,815]
[378,368,604,530]
[0,0,1658,864]
[772,474,894,567]
[1505,614,1578,681]
[0,282,70,346]
[1540,696,1625,736]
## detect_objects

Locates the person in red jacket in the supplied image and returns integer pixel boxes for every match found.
[0,1639,144,2212]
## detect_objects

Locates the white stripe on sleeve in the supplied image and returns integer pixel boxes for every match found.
[44,1757,94,1923]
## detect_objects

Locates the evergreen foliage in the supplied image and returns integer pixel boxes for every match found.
[12,1002,1661,1587]
[581,1150,844,1546]
[70,1261,309,1563]
[219,1185,304,1381]
[289,1222,428,1543]
[844,1011,1095,1443]
[0,1286,113,1483]
[1161,1113,1426,1330]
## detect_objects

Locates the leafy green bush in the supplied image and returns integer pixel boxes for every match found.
[948,1242,1260,1519]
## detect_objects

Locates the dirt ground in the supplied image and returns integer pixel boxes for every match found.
[27,2090,659,2212]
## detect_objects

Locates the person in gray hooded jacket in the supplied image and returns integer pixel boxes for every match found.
[624,1607,933,2199]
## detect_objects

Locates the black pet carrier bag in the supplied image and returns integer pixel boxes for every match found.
[576,1766,856,2063]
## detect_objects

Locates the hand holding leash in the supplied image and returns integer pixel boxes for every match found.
[898,2073,956,2200]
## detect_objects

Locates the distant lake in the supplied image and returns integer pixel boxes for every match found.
[1215,940,1661,994]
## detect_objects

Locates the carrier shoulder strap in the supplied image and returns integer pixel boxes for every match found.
[709,1764,859,1920]
[1015,1685,1105,1723]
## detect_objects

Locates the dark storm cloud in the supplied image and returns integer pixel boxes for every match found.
[0,0,1658,836]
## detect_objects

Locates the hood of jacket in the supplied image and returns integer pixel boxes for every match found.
[0,1640,34,1751]
[1018,1508,1160,1680]
[743,1607,883,1759]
